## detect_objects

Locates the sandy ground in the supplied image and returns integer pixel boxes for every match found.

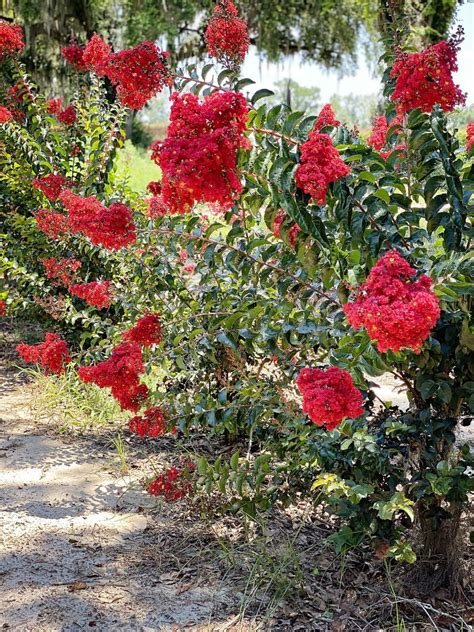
[0,378,246,631]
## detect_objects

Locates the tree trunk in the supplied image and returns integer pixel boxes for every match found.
[407,499,464,596]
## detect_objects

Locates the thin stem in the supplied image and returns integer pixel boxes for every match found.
[353,199,410,250]
[173,72,224,93]
[391,370,422,408]
[250,127,298,146]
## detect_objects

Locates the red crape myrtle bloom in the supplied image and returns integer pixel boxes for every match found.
[61,42,87,71]
[367,116,389,151]
[390,33,466,114]
[57,104,76,125]
[105,41,172,110]
[0,299,6,316]
[146,181,162,196]
[128,406,174,437]
[69,281,113,310]
[0,106,12,123]
[122,313,163,347]
[343,251,441,354]
[147,195,168,218]
[467,122,474,153]
[33,174,68,201]
[41,257,81,286]
[16,333,71,375]
[59,190,136,250]
[46,98,63,114]
[151,90,248,213]
[205,0,249,69]
[0,20,24,58]
[296,366,364,431]
[147,467,192,502]
[295,130,350,205]
[78,342,149,411]
[314,103,340,131]
[367,114,404,159]
[34,209,70,240]
[82,34,111,76]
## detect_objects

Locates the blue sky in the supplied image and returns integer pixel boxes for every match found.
[241,2,474,103]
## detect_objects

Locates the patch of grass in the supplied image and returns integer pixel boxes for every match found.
[111,432,129,474]
[26,367,127,431]
[115,140,161,193]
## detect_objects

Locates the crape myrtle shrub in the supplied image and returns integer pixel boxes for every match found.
[1,5,473,589]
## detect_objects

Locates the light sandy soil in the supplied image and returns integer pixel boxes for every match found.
[0,379,247,631]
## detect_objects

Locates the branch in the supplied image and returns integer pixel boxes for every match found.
[353,198,410,249]
[250,126,298,146]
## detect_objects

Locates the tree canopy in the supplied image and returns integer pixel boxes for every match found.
[0,0,463,93]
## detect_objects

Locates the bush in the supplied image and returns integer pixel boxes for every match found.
[1,8,472,595]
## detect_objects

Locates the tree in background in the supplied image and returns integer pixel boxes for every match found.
[0,0,120,92]
[0,0,463,94]
[330,93,380,131]
[270,79,321,114]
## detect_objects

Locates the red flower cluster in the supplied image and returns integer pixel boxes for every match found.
[295,131,350,205]
[147,467,192,501]
[0,299,6,316]
[34,209,70,240]
[273,210,301,248]
[0,106,12,123]
[16,333,71,375]
[147,194,168,218]
[41,257,81,286]
[107,41,172,110]
[64,34,171,110]
[45,97,76,124]
[57,104,76,125]
[0,20,24,58]
[367,116,389,151]
[122,313,162,347]
[151,91,248,213]
[205,0,249,68]
[33,174,68,201]
[467,122,474,153]
[61,42,87,71]
[59,191,136,250]
[69,281,113,309]
[367,114,405,160]
[46,98,63,114]
[146,181,162,196]
[314,104,340,131]
[128,406,173,437]
[82,34,111,75]
[296,366,364,430]
[78,342,148,411]
[390,36,466,114]
[343,251,440,354]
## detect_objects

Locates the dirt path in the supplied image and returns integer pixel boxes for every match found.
[0,378,244,631]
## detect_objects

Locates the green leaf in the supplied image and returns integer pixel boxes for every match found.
[230,452,239,470]
[373,189,390,204]
[358,171,377,184]
[251,89,275,104]
[235,77,256,92]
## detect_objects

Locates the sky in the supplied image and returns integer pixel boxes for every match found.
[241,2,474,103]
